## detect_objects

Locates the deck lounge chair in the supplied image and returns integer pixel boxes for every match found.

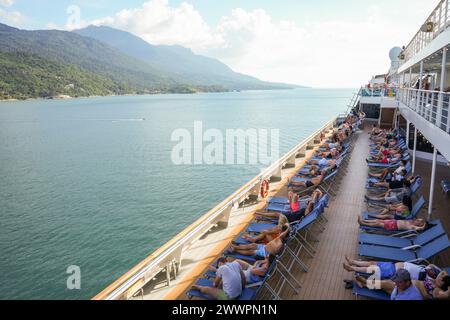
[359,234,450,262]
[186,279,258,300]
[365,176,423,204]
[362,195,426,220]
[352,285,390,300]
[359,222,446,248]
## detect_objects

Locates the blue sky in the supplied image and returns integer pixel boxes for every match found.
[4,0,404,30]
[0,0,439,87]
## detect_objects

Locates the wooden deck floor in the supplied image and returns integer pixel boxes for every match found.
[283,129,370,300]
[281,129,450,300]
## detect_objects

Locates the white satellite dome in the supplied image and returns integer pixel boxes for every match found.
[389,47,403,61]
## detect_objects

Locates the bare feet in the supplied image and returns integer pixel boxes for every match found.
[357,215,362,225]
[343,262,354,272]
[345,255,352,264]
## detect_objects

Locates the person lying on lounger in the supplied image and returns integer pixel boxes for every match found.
[315,148,339,159]
[365,177,415,205]
[368,160,408,180]
[321,141,341,151]
[343,256,442,281]
[357,216,426,232]
[233,257,273,285]
[370,124,382,137]
[192,257,246,300]
[256,189,323,223]
[289,171,327,189]
[354,269,450,300]
[368,174,412,191]
[229,224,290,259]
[365,196,412,220]
[367,151,403,164]
[242,217,288,244]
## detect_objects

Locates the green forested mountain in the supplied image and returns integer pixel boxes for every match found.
[74,26,297,91]
[0,23,296,100]
[0,51,129,99]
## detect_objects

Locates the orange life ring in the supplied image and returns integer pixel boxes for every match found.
[260,180,269,198]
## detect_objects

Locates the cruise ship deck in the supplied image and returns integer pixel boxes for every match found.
[126,125,450,300]
[94,0,450,301]
[271,127,450,300]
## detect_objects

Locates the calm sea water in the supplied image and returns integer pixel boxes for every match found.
[0,88,353,299]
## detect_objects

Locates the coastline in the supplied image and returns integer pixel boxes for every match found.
[0,87,304,103]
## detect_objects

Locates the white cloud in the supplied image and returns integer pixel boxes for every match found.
[0,8,25,26]
[91,0,223,51]
[78,0,438,87]
[0,0,14,7]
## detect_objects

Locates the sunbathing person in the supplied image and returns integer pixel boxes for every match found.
[354,269,450,300]
[256,189,323,223]
[315,148,339,159]
[367,151,403,164]
[234,257,272,285]
[321,141,341,151]
[357,216,426,232]
[242,219,288,244]
[370,124,382,137]
[192,257,245,300]
[365,179,412,206]
[306,157,337,167]
[366,196,412,220]
[343,256,442,281]
[289,171,327,189]
[368,173,411,191]
[368,160,408,180]
[229,224,290,259]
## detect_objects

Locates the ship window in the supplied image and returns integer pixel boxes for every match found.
[361,103,380,119]
[407,124,442,155]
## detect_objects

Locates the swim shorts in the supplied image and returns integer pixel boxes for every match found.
[383,220,398,231]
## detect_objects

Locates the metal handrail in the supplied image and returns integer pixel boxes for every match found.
[397,87,450,133]
[92,116,338,300]
[402,0,450,63]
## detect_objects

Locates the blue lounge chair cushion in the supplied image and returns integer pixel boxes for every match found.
[187,279,258,300]
[224,252,257,263]
[416,235,450,261]
[267,203,291,214]
[359,234,450,262]
[247,223,276,233]
[352,285,390,300]
[359,233,411,248]
[268,197,289,205]
[359,245,416,261]
[359,222,445,248]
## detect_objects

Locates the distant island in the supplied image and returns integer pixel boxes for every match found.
[0,23,303,100]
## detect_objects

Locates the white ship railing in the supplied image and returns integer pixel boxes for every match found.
[397,87,450,133]
[92,116,339,300]
[402,0,450,63]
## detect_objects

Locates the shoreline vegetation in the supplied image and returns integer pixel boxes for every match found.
[0,23,301,103]
[0,87,298,103]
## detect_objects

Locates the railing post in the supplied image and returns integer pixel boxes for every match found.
[446,0,449,27]
[428,147,438,221]
[218,205,233,228]
[438,47,448,128]
[413,127,418,174]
